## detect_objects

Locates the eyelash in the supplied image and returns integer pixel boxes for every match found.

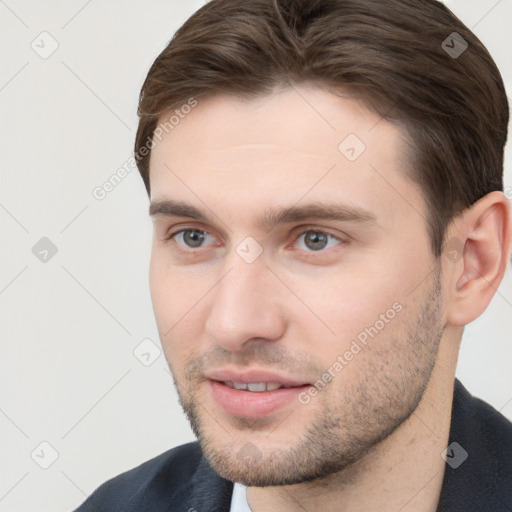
[165,227,344,254]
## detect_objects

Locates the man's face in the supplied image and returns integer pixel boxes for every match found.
[148,84,446,485]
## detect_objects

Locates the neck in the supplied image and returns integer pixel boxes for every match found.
[246,330,460,512]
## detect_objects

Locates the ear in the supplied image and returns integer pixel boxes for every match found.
[444,191,512,326]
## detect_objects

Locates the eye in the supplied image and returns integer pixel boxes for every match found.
[171,229,216,249]
[294,230,341,252]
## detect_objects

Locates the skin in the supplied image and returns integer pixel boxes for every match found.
[148,84,511,512]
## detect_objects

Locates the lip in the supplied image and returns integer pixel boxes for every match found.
[205,368,309,388]
[206,368,311,418]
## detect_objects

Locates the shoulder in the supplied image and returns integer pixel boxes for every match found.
[438,380,512,510]
[74,441,233,512]
[453,379,512,463]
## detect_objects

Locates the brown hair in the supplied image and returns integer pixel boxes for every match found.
[135,0,508,256]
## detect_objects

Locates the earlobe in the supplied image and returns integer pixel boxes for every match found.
[445,191,512,326]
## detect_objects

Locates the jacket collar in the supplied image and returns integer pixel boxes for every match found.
[170,450,233,512]
[436,379,512,511]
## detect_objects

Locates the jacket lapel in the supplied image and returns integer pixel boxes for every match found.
[167,451,234,512]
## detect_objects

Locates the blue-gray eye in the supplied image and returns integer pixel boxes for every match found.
[174,229,213,248]
[295,231,340,251]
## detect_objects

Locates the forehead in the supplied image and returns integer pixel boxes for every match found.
[148,84,425,231]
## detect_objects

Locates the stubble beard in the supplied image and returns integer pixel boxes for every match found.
[170,268,444,487]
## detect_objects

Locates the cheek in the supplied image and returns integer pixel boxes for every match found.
[149,250,212,356]
[285,280,411,395]
[149,252,175,326]
[282,256,417,357]
[149,248,201,322]
[285,271,390,329]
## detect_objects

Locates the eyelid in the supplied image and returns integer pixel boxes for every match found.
[290,225,345,242]
[165,223,215,240]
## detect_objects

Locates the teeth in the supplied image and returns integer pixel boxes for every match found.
[247,382,267,392]
[224,381,284,392]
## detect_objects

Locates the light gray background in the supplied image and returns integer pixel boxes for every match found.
[1,1,511,510]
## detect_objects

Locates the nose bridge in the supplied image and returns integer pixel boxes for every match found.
[205,251,284,349]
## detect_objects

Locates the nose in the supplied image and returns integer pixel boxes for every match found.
[205,256,286,352]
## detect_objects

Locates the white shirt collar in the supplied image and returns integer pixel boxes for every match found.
[230,482,252,512]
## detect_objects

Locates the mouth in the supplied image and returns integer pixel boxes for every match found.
[222,381,300,392]
[205,369,311,418]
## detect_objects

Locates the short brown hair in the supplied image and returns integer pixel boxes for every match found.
[135,0,508,256]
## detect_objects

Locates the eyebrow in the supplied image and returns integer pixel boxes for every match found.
[150,200,209,221]
[261,203,377,228]
[149,199,377,229]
